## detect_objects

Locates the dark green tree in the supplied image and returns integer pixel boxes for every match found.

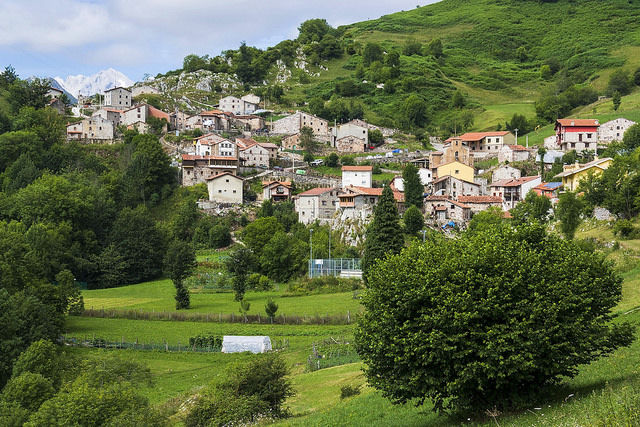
[510,191,552,225]
[403,205,424,236]
[225,247,257,301]
[164,240,196,309]
[402,95,428,128]
[326,152,339,167]
[613,90,622,111]
[299,126,318,154]
[362,42,384,66]
[362,186,404,282]
[556,191,583,240]
[356,223,634,413]
[425,38,443,58]
[402,163,423,209]
[368,129,383,146]
[607,69,632,96]
[265,298,278,320]
[259,231,308,282]
[623,123,640,151]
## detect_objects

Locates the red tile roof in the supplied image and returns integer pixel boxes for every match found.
[182,154,239,161]
[342,166,373,172]
[205,172,243,181]
[457,196,503,204]
[490,176,540,187]
[556,119,600,127]
[454,131,511,141]
[506,145,529,151]
[340,186,404,202]
[297,187,335,196]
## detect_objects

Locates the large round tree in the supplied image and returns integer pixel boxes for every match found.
[355,223,634,414]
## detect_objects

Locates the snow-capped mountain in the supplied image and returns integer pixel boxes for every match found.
[54,68,134,98]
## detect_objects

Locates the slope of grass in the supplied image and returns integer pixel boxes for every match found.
[82,279,362,317]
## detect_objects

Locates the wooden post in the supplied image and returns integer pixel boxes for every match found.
[347,311,351,323]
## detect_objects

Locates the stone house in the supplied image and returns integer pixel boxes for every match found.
[272,112,330,142]
[181,154,239,186]
[456,195,503,215]
[294,187,339,224]
[342,166,372,188]
[431,175,481,198]
[498,145,532,163]
[554,157,612,192]
[346,118,395,137]
[338,186,405,221]
[241,94,261,105]
[186,110,233,132]
[93,107,123,127]
[281,133,300,150]
[126,121,150,134]
[492,165,521,182]
[104,87,132,110]
[206,172,244,204]
[424,195,470,224]
[219,95,258,115]
[257,142,278,162]
[555,119,600,153]
[336,135,367,153]
[446,131,515,157]
[239,142,270,168]
[489,176,542,210]
[598,118,636,144]
[262,181,292,202]
[336,122,368,144]
[233,115,265,131]
[66,116,114,142]
[170,111,188,131]
[195,134,237,157]
[121,104,170,131]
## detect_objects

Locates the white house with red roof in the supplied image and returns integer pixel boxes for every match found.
[206,172,243,204]
[446,131,515,157]
[294,187,339,224]
[555,118,599,153]
[338,186,405,221]
[262,181,292,202]
[194,134,237,158]
[121,103,170,131]
[490,176,541,210]
[341,165,372,188]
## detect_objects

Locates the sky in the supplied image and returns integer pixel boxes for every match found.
[0,0,440,83]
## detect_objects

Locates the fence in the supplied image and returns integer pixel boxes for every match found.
[306,337,360,372]
[61,335,289,353]
[81,308,358,325]
[308,258,362,279]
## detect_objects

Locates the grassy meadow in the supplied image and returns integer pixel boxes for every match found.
[64,220,640,426]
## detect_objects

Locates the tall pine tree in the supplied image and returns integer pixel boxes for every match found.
[402,163,423,209]
[362,186,404,283]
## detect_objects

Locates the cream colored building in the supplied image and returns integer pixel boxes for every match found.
[104,87,132,110]
[206,172,244,204]
[66,116,114,142]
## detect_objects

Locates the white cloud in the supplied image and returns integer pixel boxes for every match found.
[1,0,438,79]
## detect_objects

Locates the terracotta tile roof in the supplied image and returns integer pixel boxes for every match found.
[426,196,470,209]
[453,131,511,142]
[490,176,540,187]
[340,186,404,202]
[258,142,278,149]
[457,196,503,204]
[425,195,451,201]
[297,187,336,196]
[556,119,600,127]
[533,182,562,191]
[181,154,239,161]
[148,105,169,121]
[205,172,243,181]
[262,180,292,188]
[342,165,373,172]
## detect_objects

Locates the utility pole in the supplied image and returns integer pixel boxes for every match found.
[421,229,426,243]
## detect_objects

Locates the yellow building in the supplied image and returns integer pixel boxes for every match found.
[555,157,612,192]
[436,161,475,184]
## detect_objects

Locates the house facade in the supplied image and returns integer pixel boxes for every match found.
[448,131,515,157]
[93,108,123,127]
[262,181,292,202]
[555,119,600,152]
[457,195,503,215]
[554,157,612,192]
[492,165,521,182]
[336,135,367,153]
[435,161,475,184]
[66,117,114,142]
[498,145,532,163]
[490,176,542,210]
[195,134,237,157]
[104,87,132,110]
[181,154,239,186]
[432,175,481,198]
[338,186,405,221]
[532,182,562,200]
[598,118,636,144]
[272,112,330,141]
[121,104,170,130]
[239,143,270,168]
[336,122,368,144]
[206,172,243,204]
[219,96,258,115]
[424,195,471,224]
[294,187,339,224]
[342,166,372,188]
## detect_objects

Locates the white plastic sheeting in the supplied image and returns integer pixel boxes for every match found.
[221,336,272,354]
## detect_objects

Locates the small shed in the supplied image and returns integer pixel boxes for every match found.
[221,336,272,354]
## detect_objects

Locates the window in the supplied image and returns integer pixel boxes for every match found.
[226,179,229,182]
[322,201,326,206]
[578,134,583,142]
[587,133,592,139]
[218,190,222,193]
[233,190,236,193]
[455,170,460,174]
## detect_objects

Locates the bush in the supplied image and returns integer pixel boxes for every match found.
[247,273,273,291]
[613,219,636,238]
[188,335,222,350]
[340,384,361,399]
[356,223,635,414]
[1,372,55,412]
[326,152,339,167]
[185,388,268,427]
[286,276,362,296]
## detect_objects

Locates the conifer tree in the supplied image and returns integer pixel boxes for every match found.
[402,163,423,209]
[362,186,404,282]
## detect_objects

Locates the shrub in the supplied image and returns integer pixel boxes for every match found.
[1,372,55,412]
[326,152,339,167]
[185,389,268,427]
[265,298,279,319]
[356,223,635,414]
[340,384,361,399]
[613,219,636,238]
[286,276,362,295]
[189,335,222,350]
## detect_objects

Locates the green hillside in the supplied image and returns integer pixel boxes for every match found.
[142,0,640,138]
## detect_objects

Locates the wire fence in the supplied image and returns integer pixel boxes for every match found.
[308,258,362,279]
[306,337,360,372]
[61,335,289,353]
[81,308,358,325]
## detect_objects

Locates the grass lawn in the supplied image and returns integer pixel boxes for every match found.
[82,279,362,317]
[474,103,536,132]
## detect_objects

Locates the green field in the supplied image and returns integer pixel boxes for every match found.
[65,219,640,426]
[82,279,362,317]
